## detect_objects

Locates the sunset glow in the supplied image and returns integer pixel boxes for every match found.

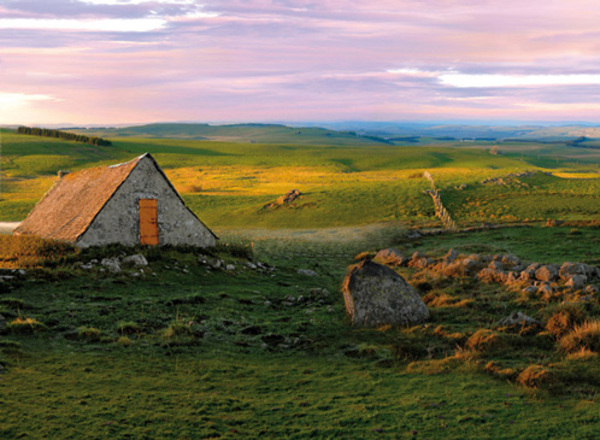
[2,1,600,125]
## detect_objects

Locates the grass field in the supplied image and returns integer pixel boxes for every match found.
[2,128,600,438]
[2,130,600,228]
[2,226,600,438]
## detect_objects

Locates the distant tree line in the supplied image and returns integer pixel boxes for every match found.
[16,126,112,146]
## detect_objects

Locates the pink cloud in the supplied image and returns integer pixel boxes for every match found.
[2,0,600,124]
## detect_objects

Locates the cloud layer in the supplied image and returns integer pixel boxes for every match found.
[2,0,600,124]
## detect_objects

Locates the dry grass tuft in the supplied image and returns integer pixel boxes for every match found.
[0,235,77,268]
[465,329,506,352]
[546,304,588,338]
[566,348,599,361]
[517,364,555,389]
[559,320,600,354]
[423,291,473,308]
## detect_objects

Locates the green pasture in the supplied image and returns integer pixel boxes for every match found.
[2,130,600,227]
[2,226,600,438]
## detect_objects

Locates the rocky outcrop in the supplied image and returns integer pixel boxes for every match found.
[262,189,303,210]
[374,248,408,266]
[368,247,600,296]
[342,260,429,327]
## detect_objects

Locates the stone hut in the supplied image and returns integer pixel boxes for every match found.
[14,153,217,248]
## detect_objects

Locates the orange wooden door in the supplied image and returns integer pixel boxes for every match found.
[139,199,159,245]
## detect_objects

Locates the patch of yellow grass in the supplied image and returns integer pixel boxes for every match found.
[11,316,40,326]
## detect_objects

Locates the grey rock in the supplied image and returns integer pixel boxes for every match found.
[584,285,599,295]
[496,311,541,327]
[535,265,559,282]
[374,248,408,266]
[565,275,587,290]
[520,270,536,281]
[443,249,459,265]
[121,254,148,267]
[559,262,591,280]
[502,255,522,267]
[309,288,330,299]
[225,264,236,271]
[208,258,223,270]
[245,262,258,270]
[461,258,481,275]
[538,284,553,295]
[77,262,94,270]
[406,230,422,240]
[505,271,521,284]
[488,260,504,271]
[410,257,432,269]
[100,258,121,274]
[525,263,542,272]
[342,260,429,327]
[522,285,538,294]
[298,269,318,277]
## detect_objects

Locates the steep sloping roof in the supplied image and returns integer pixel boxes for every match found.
[14,155,145,242]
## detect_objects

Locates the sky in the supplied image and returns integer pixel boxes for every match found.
[2,0,600,125]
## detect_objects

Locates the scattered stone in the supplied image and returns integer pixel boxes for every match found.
[374,248,408,266]
[502,255,522,267]
[298,269,318,277]
[535,265,559,282]
[342,260,429,327]
[208,258,223,270]
[520,270,536,281]
[78,262,94,270]
[410,256,432,269]
[537,284,553,295]
[121,254,148,267]
[406,230,422,240]
[245,262,258,270]
[443,249,459,265]
[309,288,330,299]
[488,260,504,271]
[263,189,302,210]
[100,258,121,274]
[565,275,587,290]
[522,285,538,295]
[505,271,521,285]
[525,263,542,272]
[461,258,481,275]
[559,262,591,281]
[496,311,541,328]
[478,268,506,284]
[225,264,236,271]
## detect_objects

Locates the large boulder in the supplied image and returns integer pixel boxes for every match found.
[342,260,429,327]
